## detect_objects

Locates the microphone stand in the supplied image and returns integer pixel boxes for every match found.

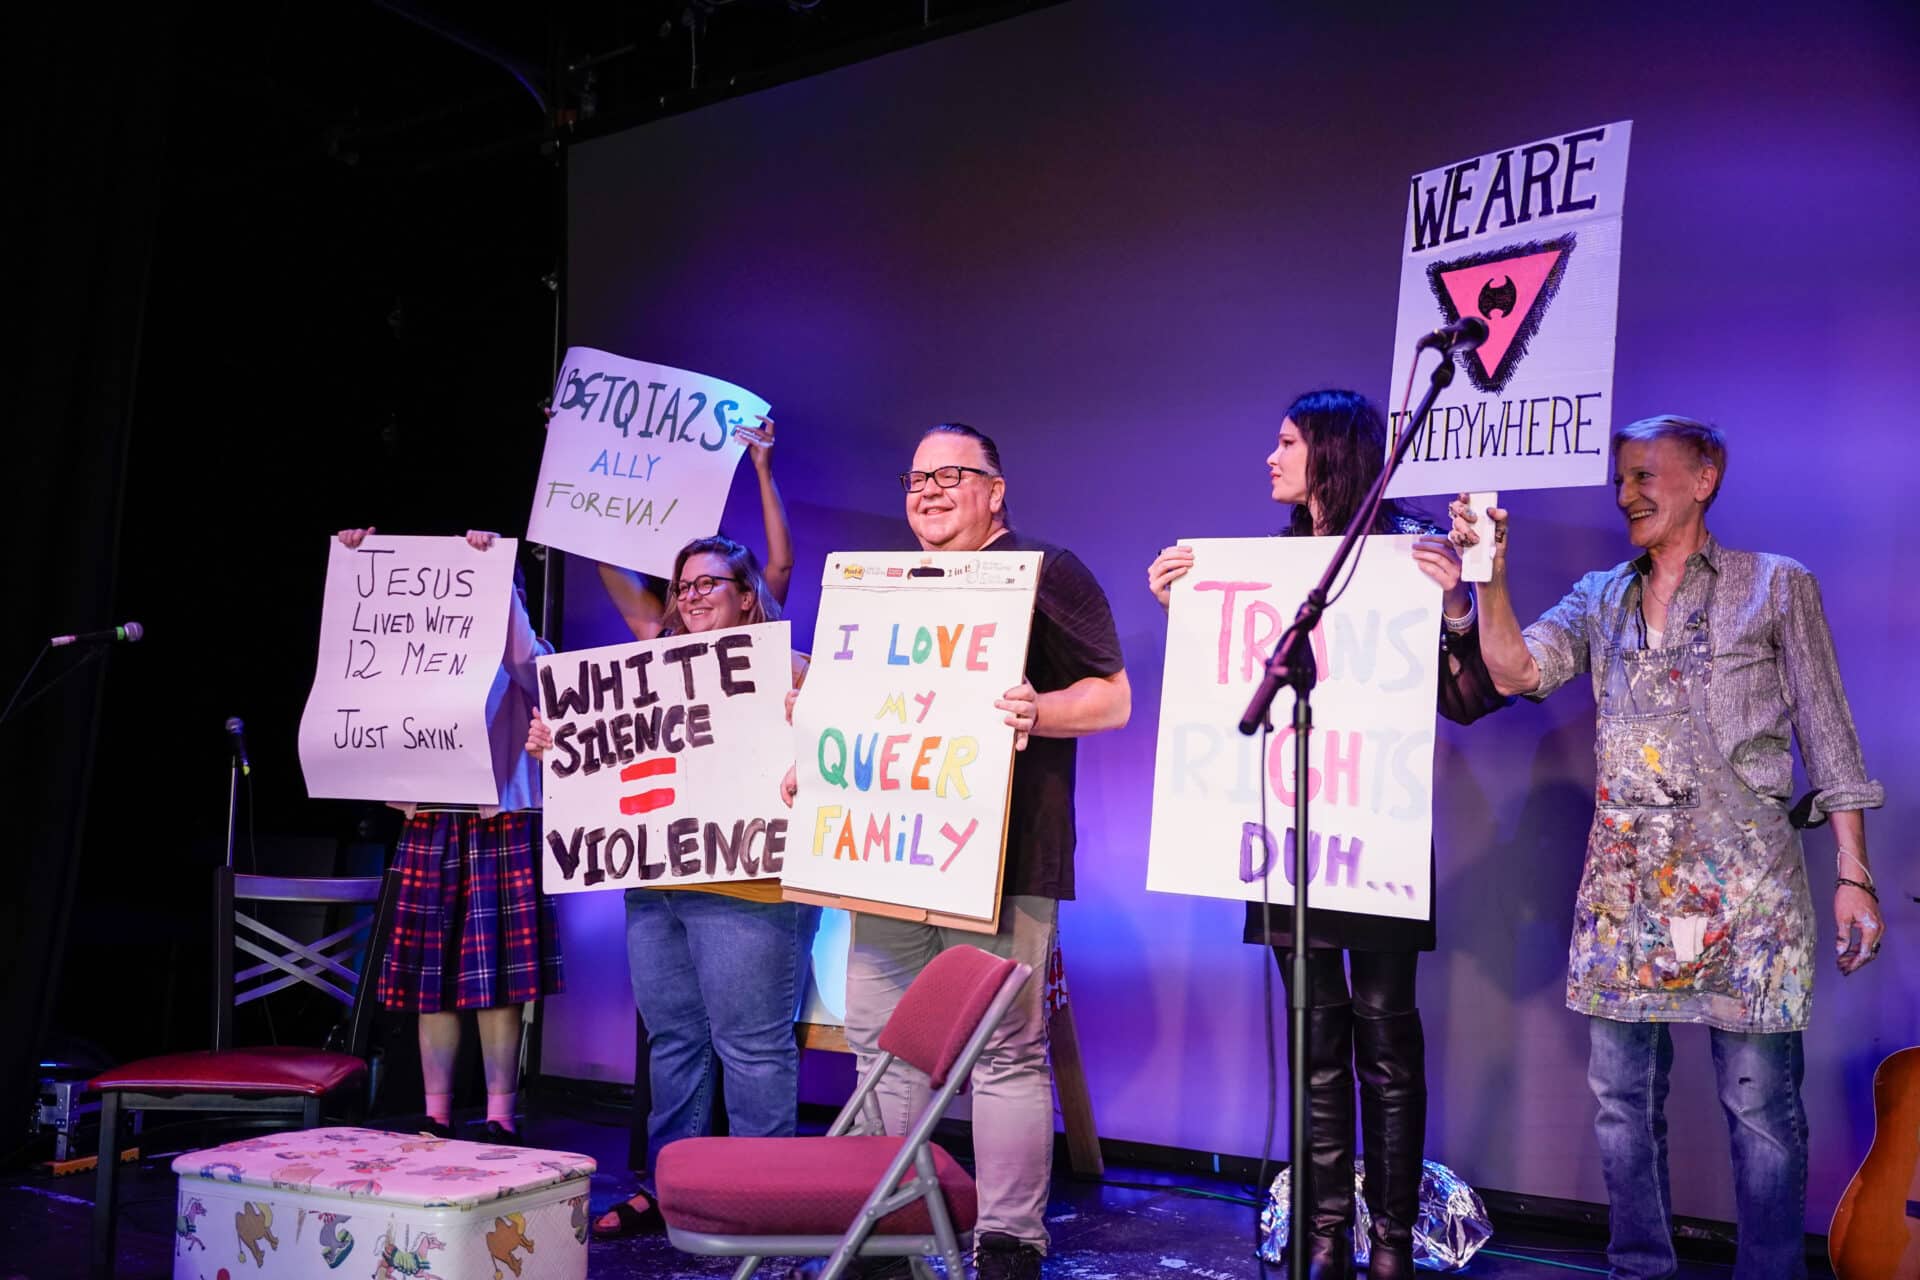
[225,749,241,871]
[1240,341,1462,1279]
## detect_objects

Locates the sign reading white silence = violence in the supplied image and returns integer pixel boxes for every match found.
[1385,120,1632,499]
[298,535,518,805]
[527,347,771,579]
[1146,537,1440,920]
[536,621,795,893]
[784,551,1041,933]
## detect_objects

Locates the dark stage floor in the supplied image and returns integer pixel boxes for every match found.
[3,1096,1820,1278]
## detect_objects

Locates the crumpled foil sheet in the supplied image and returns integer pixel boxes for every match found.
[1258,1158,1492,1270]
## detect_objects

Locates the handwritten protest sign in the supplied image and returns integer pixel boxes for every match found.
[1146,537,1439,919]
[784,552,1041,933]
[1385,121,1633,498]
[298,535,517,804]
[536,621,794,893]
[528,347,771,578]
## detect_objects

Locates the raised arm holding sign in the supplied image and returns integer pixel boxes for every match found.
[590,411,798,637]
[1449,415,1886,1277]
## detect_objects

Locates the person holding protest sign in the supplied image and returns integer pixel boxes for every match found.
[1146,389,1505,1280]
[813,422,1129,1280]
[336,526,562,1146]
[588,413,796,636]
[1448,415,1884,1280]
[529,533,816,1240]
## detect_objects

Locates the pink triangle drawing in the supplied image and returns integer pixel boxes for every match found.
[1437,247,1563,383]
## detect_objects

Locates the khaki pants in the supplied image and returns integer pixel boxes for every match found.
[843,895,1057,1252]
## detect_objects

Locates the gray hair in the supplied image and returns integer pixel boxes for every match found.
[1612,414,1728,509]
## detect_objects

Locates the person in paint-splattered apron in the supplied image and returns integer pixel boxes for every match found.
[1452,415,1885,1280]
[1572,573,1815,1031]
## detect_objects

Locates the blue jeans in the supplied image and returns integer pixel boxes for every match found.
[1587,1017,1807,1280]
[624,889,819,1165]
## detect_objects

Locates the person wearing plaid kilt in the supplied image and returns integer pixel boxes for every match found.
[339,526,565,1144]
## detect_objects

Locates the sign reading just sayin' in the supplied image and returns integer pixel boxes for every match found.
[536,621,794,893]
[783,552,1040,933]
[1385,120,1632,498]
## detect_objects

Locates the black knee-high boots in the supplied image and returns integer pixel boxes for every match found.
[1354,1008,1426,1280]
[1294,1001,1356,1280]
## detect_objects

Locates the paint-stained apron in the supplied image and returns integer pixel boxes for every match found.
[1566,579,1815,1033]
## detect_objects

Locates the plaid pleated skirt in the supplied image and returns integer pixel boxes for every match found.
[376,810,565,1012]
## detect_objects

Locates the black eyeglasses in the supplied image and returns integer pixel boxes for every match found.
[898,465,999,493]
[672,574,742,599]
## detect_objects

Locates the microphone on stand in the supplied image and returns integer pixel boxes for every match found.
[1414,315,1490,353]
[225,716,252,777]
[49,621,144,648]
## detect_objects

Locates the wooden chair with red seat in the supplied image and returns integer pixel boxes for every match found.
[655,942,1033,1280]
[88,865,400,1280]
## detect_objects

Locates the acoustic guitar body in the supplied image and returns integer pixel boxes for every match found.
[1832,1047,1920,1280]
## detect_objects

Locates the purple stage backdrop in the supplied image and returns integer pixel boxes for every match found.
[539,0,1920,1231]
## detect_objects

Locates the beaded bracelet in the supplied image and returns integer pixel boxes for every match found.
[1837,876,1880,902]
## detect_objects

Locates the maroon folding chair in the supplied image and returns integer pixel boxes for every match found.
[655,942,1033,1280]
[88,866,400,1280]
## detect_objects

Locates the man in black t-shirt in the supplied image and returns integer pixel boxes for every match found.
[840,423,1128,1280]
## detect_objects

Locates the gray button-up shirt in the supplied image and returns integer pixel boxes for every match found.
[1522,534,1882,815]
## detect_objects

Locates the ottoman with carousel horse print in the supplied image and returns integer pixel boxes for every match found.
[169,1126,594,1279]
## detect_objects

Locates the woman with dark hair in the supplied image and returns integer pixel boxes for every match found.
[531,532,816,1239]
[1147,389,1503,1280]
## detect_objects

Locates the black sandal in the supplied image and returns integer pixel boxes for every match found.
[592,1195,665,1239]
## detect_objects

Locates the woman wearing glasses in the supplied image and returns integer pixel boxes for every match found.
[531,533,816,1240]
[1145,390,1503,1280]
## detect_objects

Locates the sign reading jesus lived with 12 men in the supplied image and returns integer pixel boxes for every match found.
[537,621,795,893]
[1146,538,1441,919]
[1385,120,1632,498]
[784,551,1041,933]
[529,347,771,579]
[298,535,521,804]
[295,537,518,805]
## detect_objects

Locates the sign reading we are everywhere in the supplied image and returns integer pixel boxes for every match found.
[1385,121,1633,498]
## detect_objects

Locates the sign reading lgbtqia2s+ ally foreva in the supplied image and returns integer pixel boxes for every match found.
[1146,538,1440,919]
[299,535,518,805]
[784,551,1041,934]
[1385,121,1633,498]
[529,347,771,578]
[536,621,794,893]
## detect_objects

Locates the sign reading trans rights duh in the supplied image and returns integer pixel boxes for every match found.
[1385,121,1632,498]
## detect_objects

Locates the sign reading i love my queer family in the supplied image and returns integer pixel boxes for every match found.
[1385,120,1632,498]
[536,621,794,893]
[785,551,1040,933]
[1146,537,1439,919]
[298,535,517,804]
[528,347,771,578]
